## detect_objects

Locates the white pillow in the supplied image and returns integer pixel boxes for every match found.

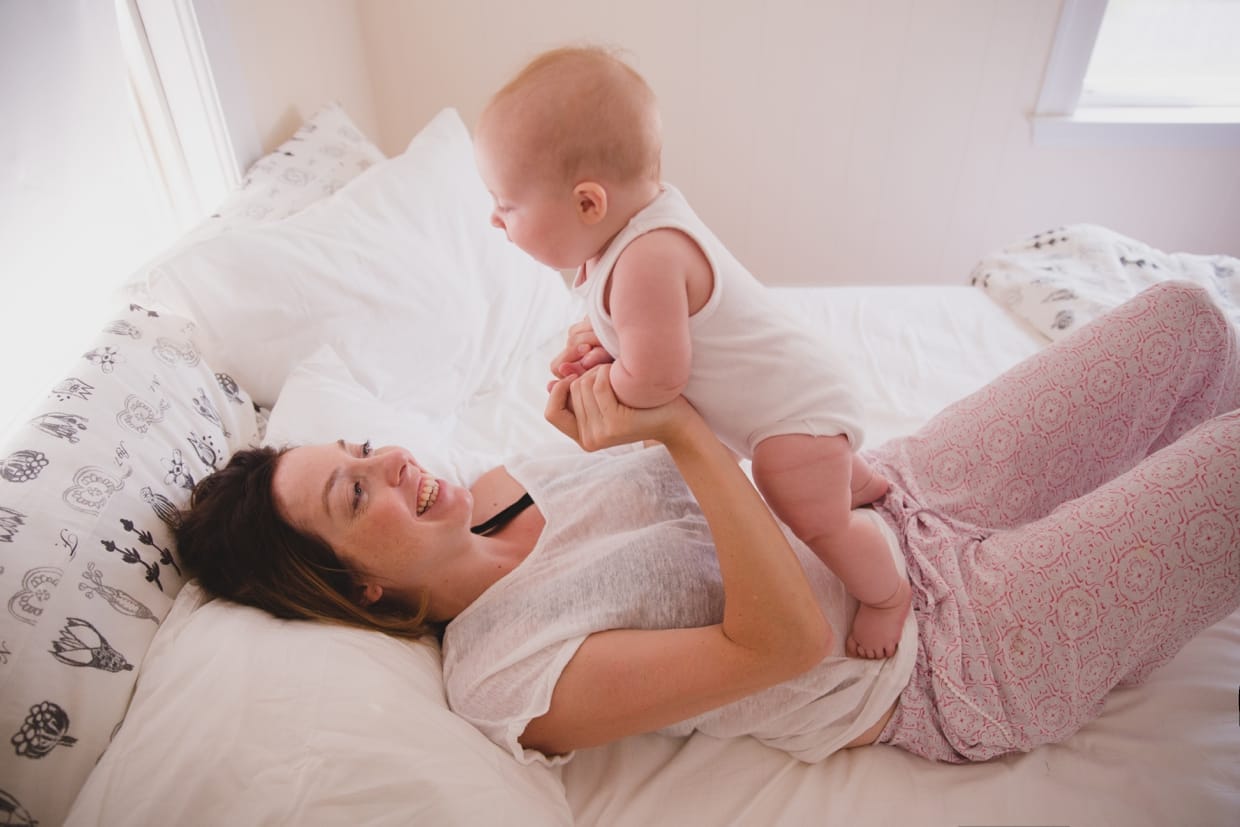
[263,345,499,486]
[263,337,580,487]
[133,108,576,410]
[65,583,573,826]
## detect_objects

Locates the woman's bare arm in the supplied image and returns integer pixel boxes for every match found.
[533,368,831,754]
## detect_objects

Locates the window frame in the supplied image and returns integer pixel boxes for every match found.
[1032,0,1240,148]
[120,0,260,221]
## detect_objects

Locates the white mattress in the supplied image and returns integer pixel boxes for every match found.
[558,285,1240,827]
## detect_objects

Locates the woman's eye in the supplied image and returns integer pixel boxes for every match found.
[361,439,373,457]
[352,481,364,510]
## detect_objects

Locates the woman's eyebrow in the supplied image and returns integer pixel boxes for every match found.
[322,440,350,519]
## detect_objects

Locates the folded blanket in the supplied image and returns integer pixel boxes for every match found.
[970,224,1240,341]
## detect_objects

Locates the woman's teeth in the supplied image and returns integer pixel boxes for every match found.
[416,478,439,516]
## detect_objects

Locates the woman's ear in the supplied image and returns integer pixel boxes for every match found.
[574,181,608,225]
[354,582,384,607]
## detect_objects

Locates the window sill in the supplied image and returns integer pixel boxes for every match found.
[1032,107,1240,148]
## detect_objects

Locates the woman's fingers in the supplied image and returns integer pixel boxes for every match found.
[544,375,579,440]
[579,345,614,371]
[589,364,616,411]
[573,372,603,441]
[558,366,609,451]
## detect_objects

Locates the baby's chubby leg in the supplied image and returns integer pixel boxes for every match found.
[850,453,890,507]
[752,434,910,659]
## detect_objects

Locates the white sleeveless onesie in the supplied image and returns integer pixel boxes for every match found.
[441,444,916,766]
[573,184,864,457]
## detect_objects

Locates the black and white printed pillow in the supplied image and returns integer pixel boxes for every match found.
[143,102,387,259]
[970,224,1240,341]
[0,304,261,827]
[207,101,386,229]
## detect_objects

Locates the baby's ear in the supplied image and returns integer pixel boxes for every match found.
[574,181,608,225]
[354,582,383,607]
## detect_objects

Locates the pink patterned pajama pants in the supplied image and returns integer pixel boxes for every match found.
[867,281,1240,762]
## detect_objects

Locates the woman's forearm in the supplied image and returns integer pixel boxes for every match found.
[661,417,832,674]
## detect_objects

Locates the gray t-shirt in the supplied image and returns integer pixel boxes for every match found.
[442,444,915,766]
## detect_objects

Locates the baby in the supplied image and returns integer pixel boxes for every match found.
[473,46,909,658]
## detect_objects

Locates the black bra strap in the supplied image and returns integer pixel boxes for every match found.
[470,492,535,536]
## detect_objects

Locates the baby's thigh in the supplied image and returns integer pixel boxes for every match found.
[751,433,853,525]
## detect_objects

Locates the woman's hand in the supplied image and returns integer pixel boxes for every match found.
[548,317,614,387]
[545,364,692,452]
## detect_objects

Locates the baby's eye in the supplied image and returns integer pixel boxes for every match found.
[352,481,364,511]
[361,439,373,457]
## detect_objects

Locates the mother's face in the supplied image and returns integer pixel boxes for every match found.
[271,440,474,607]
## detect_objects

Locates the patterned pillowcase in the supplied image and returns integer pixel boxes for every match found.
[171,102,386,250]
[0,304,261,827]
[213,102,385,224]
[970,224,1240,342]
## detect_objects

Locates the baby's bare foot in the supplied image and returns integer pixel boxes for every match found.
[846,579,911,659]
[850,468,890,508]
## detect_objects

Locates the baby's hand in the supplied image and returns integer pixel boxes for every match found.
[545,365,691,451]
[548,317,613,390]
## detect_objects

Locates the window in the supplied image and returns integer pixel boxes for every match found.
[0,0,257,438]
[1084,0,1240,107]
[1034,0,1240,146]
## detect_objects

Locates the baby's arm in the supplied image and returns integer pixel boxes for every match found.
[606,230,708,409]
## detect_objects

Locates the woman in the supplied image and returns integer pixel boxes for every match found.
[176,281,1240,765]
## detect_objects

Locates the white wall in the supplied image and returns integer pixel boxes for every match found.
[228,0,1240,286]
[224,0,379,154]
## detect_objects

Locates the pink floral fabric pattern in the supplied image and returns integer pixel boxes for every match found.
[867,281,1240,762]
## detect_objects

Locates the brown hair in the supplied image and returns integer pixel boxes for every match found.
[482,45,662,187]
[175,446,440,640]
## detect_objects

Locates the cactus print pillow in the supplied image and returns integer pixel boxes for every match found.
[0,304,261,826]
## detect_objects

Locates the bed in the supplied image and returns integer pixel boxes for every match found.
[1,106,1236,827]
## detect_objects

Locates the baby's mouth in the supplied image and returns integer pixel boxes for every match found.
[416,477,439,516]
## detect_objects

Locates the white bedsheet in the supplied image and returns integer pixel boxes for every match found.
[559,285,1240,827]
[63,284,1240,827]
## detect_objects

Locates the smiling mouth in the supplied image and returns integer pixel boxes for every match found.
[417,478,439,516]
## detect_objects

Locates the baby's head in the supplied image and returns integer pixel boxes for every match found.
[480,46,661,189]
[475,46,663,268]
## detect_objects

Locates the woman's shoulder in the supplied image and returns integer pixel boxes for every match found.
[468,464,527,525]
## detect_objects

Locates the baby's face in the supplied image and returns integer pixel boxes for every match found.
[474,124,598,271]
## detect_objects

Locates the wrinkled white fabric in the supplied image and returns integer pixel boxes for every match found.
[573,184,865,456]
[442,444,915,766]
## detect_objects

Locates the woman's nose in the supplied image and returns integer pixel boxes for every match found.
[373,447,415,486]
